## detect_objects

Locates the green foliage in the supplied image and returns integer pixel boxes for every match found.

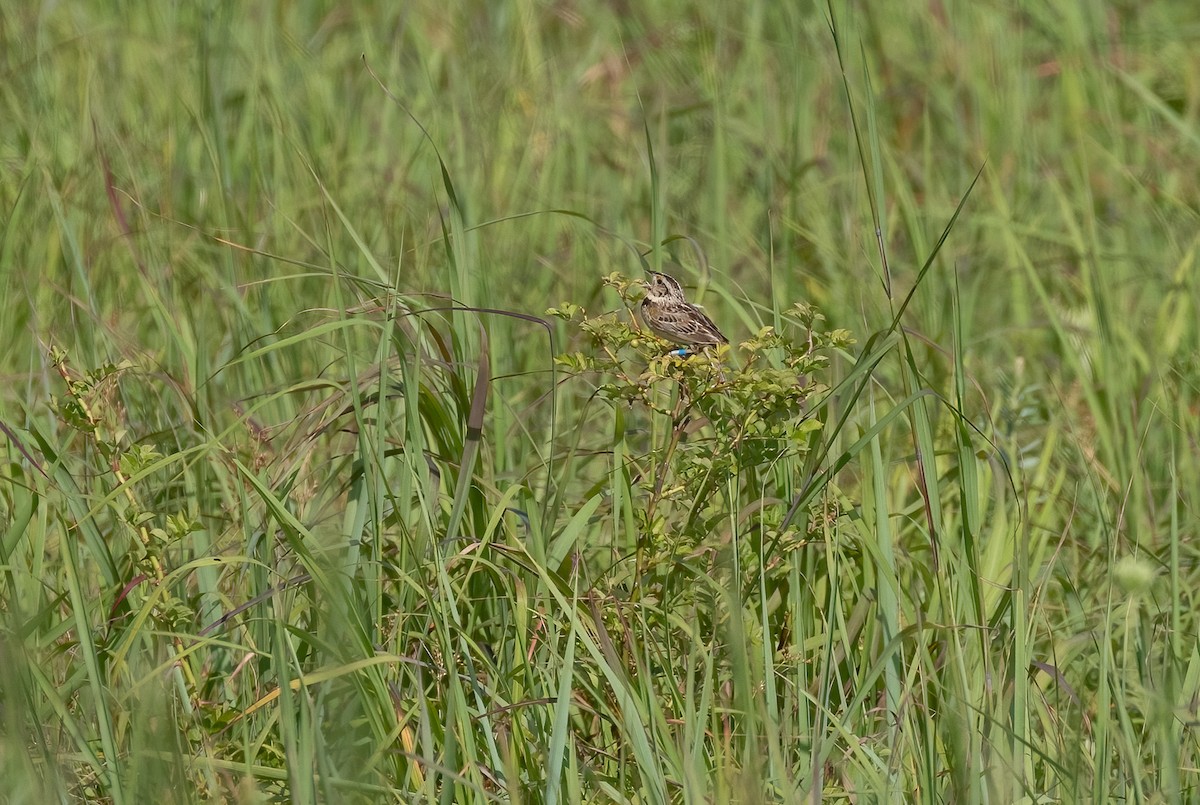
[2,1,1200,803]
[551,274,852,580]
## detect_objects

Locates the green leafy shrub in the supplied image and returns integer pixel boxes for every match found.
[550,272,855,601]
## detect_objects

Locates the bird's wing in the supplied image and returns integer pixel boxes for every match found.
[664,304,727,344]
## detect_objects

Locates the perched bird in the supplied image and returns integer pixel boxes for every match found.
[639,270,728,349]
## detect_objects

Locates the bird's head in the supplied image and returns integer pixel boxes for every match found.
[643,271,685,303]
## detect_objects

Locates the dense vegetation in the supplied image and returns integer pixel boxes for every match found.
[2,2,1198,802]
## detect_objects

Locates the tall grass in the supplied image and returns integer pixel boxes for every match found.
[2,1,1199,802]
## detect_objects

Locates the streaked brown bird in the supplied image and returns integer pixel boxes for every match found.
[639,270,727,348]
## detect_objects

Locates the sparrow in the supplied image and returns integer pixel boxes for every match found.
[639,270,728,349]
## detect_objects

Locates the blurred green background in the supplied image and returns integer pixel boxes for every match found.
[2,1,1199,802]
